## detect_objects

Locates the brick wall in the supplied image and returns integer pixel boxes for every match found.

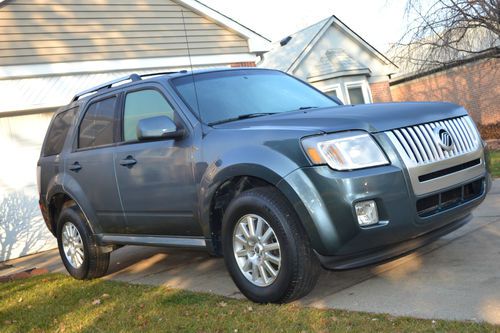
[369,81,393,103]
[230,62,256,67]
[390,57,499,125]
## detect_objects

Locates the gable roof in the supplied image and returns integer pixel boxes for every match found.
[259,15,397,73]
[0,0,270,79]
[259,17,329,72]
[0,0,272,113]
[177,0,271,53]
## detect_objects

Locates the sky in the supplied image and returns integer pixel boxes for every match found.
[201,0,409,53]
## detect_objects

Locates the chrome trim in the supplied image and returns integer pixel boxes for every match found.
[99,234,207,248]
[386,116,485,195]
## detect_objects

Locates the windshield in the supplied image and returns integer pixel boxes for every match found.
[172,69,339,125]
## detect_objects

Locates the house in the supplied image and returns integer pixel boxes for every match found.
[258,15,398,105]
[0,0,270,261]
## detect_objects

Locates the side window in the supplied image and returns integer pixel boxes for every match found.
[78,96,118,149]
[123,89,175,141]
[43,108,76,156]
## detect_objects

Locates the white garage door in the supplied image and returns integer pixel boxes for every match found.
[0,111,56,262]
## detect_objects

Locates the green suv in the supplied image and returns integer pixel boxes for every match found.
[38,68,491,303]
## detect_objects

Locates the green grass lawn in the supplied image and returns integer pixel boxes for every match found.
[0,274,497,332]
[488,150,500,178]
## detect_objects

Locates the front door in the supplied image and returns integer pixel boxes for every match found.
[113,88,200,236]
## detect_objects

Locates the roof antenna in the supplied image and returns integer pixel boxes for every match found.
[181,9,202,121]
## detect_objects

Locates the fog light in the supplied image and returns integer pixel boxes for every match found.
[355,200,379,226]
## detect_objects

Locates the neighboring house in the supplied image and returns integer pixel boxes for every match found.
[0,0,269,261]
[258,15,398,105]
[390,46,499,126]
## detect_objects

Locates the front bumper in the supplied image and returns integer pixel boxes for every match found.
[316,212,471,269]
[277,162,491,269]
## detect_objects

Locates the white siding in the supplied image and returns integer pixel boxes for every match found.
[0,0,249,66]
[295,24,392,83]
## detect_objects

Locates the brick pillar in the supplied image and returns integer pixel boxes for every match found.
[369,81,393,103]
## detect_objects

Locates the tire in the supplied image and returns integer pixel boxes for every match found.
[222,187,320,303]
[56,204,109,280]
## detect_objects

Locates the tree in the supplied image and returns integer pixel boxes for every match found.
[391,0,499,73]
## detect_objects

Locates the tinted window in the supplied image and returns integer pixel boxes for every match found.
[43,108,76,156]
[172,70,338,125]
[78,97,118,149]
[123,90,175,141]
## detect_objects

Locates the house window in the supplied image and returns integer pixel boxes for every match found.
[322,84,344,103]
[325,90,338,98]
[347,86,365,104]
[345,81,371,105]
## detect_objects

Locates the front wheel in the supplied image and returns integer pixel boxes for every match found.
[222,187,320,303]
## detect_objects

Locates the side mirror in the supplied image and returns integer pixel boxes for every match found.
[137,116,184,140]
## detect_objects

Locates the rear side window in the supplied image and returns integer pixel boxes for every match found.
[123,89,175,141]
[78,97,118,149]
[43,108,76,156]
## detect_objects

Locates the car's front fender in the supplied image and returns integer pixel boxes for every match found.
[197,144,303,240]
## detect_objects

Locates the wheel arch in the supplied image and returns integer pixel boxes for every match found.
[46,189,96,237]
[204,172,316,256]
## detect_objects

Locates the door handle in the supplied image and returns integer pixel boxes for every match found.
[119,156,137,167]
[69,162,81,172]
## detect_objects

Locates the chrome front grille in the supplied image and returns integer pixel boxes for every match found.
[385,115,485,196]
[388,116,480,166]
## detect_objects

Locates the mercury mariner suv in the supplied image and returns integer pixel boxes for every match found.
[38,68,491,303]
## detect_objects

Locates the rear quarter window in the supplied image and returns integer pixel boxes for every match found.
[43,108,76,156]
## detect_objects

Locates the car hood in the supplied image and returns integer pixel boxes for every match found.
[211,102,468,134]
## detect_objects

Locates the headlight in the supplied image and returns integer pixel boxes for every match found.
[302,131,389,170]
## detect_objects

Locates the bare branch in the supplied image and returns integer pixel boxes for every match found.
[390,0,500,73]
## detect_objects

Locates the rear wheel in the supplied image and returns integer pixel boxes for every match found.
[56,205,109,279]
[222,187,320,303]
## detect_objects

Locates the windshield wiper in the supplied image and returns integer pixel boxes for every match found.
[282,106,319,113]
[208,112,276,126]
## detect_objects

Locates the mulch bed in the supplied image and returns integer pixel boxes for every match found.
[486,139,500,151]
[0,268,49,283]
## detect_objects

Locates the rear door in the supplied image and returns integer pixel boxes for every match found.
[64,93,125,233]
[112,85,200,236]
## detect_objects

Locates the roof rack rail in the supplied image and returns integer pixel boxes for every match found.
[71,70,189,102]
[71,73,141,102]
[140,70,187,79]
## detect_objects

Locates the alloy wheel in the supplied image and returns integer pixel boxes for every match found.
[233,214,281,287]
[61,221,85,268]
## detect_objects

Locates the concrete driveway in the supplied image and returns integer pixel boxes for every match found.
[3,181,500,325]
